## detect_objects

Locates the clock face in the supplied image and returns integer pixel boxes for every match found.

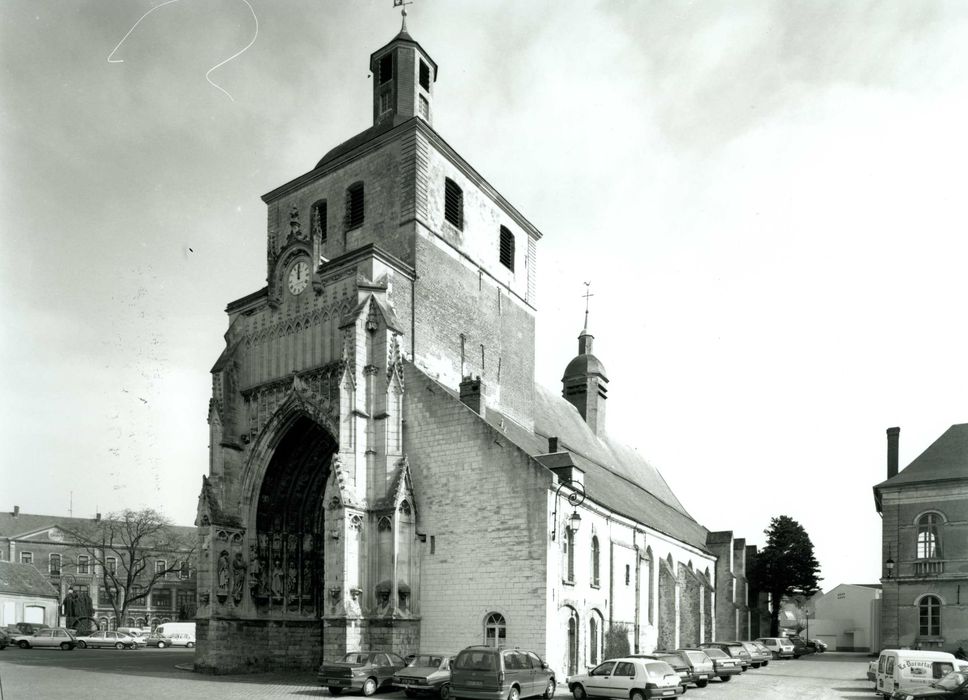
[287,261,310,295]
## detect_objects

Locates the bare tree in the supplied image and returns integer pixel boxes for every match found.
[63,509,195,625]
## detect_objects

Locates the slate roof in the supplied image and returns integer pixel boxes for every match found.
[411,367,709,553]
[875,423,968,490]
[0,560,59,598]
[0,512,195,541]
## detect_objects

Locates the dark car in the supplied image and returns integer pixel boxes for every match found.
[12,622,50,636]
[788,637,814,659]
[145,633,175,648]
[890,670,968,698]
[699,642,751,671]
[691,646,741,682]
[451,645,556,700]
[392,653,457,699]
[319,651,408,696]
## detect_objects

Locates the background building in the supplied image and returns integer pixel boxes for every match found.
[0,560,60,628]
[0,507,196,630]
[195,23,757,674]
[874,425,968,652]
[806,583,881,651]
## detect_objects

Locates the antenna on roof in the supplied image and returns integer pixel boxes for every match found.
[393,0,413,32]
[69,490,73,517]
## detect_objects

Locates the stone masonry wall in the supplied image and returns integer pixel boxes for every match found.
[195,618,322,674]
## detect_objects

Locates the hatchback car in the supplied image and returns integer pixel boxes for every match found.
[146,633,174,648]
[392,653,457,699]
[699,642,751,671]
[451,645,556,700]
[12,628,76,650]
[629,654,688,690]
[756,637,795,659]
[568,657,683,699]
[685,646,740,682]
[673,649,716,688]
[740,641,771,667]
[319,651,408,696]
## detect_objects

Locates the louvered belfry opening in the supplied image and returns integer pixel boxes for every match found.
[499,225,515,271]
[346,182,365,230]
[444,178,463,229]
[253,417,335,617]
[379,53,393,84]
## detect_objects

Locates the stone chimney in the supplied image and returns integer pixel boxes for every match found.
[459,376,485,416]
[12,505,19,517]
[548,436,559,453]
[887,426,900,479]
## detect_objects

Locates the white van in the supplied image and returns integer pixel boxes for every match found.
[875,649,959,697]
[153,622,196,648]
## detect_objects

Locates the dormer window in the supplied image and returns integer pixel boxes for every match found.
[345,182,365,230]
[379,53,393,84]
[419,60,430,90]
[499,226,515,271]
[444,178,463,229]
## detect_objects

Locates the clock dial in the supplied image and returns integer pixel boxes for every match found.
[287,261,310,295]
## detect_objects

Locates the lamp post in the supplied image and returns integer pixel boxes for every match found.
[551,478,586,540]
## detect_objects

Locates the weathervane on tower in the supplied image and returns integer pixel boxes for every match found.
[393,0,413,31]
[582,281,594,331]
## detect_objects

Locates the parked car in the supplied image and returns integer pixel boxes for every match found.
[876,650,963,697]
[806,639,827,654]
[699,642,751,671]
[12,628,76,650]
[319,650,408,696]
[568,657,683,699]
[0,628,11,650]
[75,630,142,649]
[788,636,814,658]
[890,670,968,698]
[756,637,795,660]
[451,645,556,700]
[688,647,741,682]
[740,641,771,667]
[672,649,716,688]
[117,627,147,644]
[392,652,457,699]
[630,654,688,691]
[145,633,175,648]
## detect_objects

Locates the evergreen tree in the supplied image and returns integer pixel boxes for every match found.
[750,515,822,636]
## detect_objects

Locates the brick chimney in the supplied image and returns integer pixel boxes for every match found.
[887,427,900,479]
[459,376,485,416]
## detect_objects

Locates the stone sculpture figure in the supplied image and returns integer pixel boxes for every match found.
[231,551,247,605]
[270,559,284,597]
[216,551,230,595]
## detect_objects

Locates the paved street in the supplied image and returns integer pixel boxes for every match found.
[0,649,875,700]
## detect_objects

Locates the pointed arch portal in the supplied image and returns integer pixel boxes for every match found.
[252,415,336,616]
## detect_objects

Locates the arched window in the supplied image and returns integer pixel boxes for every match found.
[589,611,603,665]
[919,595,941,637]
[49,553,61,575]
[564,527,575,583]
[484,612,506,647]
[444,178,463,229]
[345,182,365,230]
[917,513,942,559]
[499,226,515,271]
[590,536,600,587]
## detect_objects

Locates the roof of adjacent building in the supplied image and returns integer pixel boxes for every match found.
[0,512,195,541]
[0,560,59,598]
[875,423,968,490]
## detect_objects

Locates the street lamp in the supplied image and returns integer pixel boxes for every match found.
[551,478,586,540]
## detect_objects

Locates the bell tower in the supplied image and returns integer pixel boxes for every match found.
[369,17,437,127]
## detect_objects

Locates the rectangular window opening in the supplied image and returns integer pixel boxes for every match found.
[419,60,430,90]
[444,178,463,229]
[346,183,365,230]
[379,53,393,84]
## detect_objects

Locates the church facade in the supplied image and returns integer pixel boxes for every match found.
[195,26,735,675]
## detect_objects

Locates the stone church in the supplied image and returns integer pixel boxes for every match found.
[195,24,740,675]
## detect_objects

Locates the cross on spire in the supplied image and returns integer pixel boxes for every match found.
[393,0,413,31]
[582,282,594,332]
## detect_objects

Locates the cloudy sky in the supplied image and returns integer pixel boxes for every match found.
[3,0,967,593]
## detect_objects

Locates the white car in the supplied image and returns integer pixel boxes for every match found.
[569,657,683,699]
[756,637,795,659]
[75,630,142,649]
[12,628,77,650]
